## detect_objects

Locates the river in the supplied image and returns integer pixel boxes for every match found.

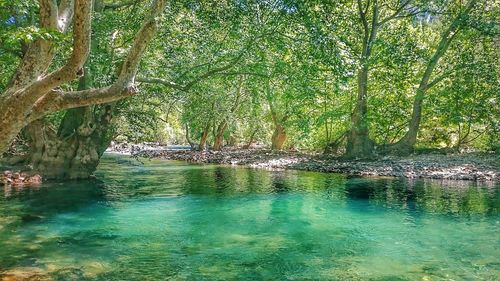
[0,154,498,280]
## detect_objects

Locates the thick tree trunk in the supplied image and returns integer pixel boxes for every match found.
[26,105,114,179]
[25,62,115,179]
[271,124,287,150]
[345,65,374,159]
[199,124,210,151]
[213,121,227,151]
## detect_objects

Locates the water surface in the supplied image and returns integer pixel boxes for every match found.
[0,154,499,280]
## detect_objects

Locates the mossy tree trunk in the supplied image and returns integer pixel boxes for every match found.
[345,64,374,159]
[25,68,115,179]
[271,124,287,150]
[26,105,114,179]
[0,0,167,155]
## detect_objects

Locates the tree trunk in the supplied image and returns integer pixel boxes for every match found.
[271,124,287,150]
[345,64,374,159]
[386,89,425,155]
[25,105,114,179]
[185,124,195,149]
[243,129,257,149]
[344,1,379,159]
[25,61,115,179]
[199,124,210,151]
[213,121,227,151]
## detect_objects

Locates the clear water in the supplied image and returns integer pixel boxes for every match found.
[0,154,499,280]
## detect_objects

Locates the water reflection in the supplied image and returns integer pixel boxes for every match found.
[319,175,498,216]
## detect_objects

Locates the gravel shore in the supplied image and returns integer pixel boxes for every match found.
[129,148,499,181]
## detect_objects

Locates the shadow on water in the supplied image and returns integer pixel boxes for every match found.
[0,179,108,230]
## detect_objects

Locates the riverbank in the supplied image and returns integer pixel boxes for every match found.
[129,148,499,181]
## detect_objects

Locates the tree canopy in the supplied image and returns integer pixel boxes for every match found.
[0,0,498,177]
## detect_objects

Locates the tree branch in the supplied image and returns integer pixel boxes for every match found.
[20,0,93,103]
[136,77,184,90]
[357,0,369,37]
[27,0,167,120]
[379,0,412,26]
[103,0,141,10]
[137,42,257,91]
[426,65,463,89]
[3,0,61,93]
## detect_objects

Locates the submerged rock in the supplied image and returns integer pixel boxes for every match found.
[2,171,42,187]
[0,267,51,281]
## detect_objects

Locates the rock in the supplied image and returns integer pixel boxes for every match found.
[2,171,42,187]
[1,267,51,281]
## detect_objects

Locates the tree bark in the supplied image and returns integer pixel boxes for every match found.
[271,124,287,150]
[199,124,210,151]
[16,0,120,179]
[345,64,374,158]
[263,76,288,151]
[25,64,115,179]
[213,121,227,151]
[25,105,114,179]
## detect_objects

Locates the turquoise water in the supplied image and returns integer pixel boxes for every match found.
[0,154,499,280]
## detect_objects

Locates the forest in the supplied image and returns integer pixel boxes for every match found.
[0,0,498,179]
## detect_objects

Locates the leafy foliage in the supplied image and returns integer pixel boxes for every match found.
[1,0,498,153]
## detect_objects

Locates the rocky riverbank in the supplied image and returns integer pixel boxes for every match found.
[129,148,499,181]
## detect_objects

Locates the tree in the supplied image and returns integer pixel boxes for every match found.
[387,0,480,154]
[20,0,147,179]
[344,0,423,158]
[0,0,167,155]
